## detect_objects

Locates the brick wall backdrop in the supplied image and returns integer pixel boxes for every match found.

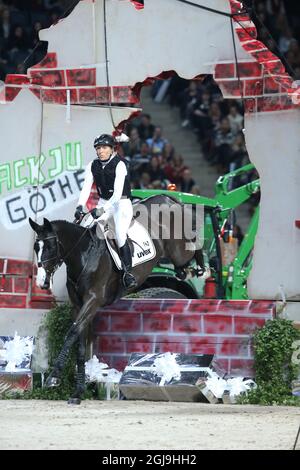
[0,258,55,310]
[93,299,275,377]
[1,257,276,378]
[3,0,299,113]
[222,0,298,114]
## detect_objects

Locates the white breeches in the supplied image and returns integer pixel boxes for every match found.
[82,199,133,248]
[82,198,133,248]
[98,198,133,247]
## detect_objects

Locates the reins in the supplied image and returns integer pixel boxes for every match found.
[37,214,97,289]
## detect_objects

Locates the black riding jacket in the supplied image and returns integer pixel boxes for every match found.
[91,154,131,200]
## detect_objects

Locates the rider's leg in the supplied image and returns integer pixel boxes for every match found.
[114,200,137,289]
[119,241,138,288]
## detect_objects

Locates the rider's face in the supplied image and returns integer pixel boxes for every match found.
[96,145,113,160]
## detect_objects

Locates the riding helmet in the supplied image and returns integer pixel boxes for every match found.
[94,134,116,148]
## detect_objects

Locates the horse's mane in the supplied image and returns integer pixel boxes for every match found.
[51,219,105,251]
[52,219,85,231]
[51,220,93,238]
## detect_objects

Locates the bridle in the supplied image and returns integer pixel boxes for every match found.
[36,220,97,285]
[36,235,64,277]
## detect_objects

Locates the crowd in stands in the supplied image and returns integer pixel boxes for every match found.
[1,1,299,81]
[119,115,201,194]
[166,76,248,175]
[252,0,300,79]
[0,0,65,79]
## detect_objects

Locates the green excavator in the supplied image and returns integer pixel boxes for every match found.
[131,163,260,300]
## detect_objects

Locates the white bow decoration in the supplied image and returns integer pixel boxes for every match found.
[152,352,181,385]
[2,332,34,372]
[85,355,121,383]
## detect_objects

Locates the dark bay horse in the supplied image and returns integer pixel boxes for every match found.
[29,194,205,403]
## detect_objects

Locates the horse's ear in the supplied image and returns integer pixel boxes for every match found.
[29,217,43,234]
[43,218,53,232]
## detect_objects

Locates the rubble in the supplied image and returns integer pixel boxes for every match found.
[0,333,34,396]
[85,355,122,400]
[119,352,257,403]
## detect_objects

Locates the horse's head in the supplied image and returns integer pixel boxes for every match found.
[29,217,62,290]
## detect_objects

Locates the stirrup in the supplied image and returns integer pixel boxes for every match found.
[122,271,137,289]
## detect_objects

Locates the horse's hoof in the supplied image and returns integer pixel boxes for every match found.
[44,376,61,388]
[68,397,81,405]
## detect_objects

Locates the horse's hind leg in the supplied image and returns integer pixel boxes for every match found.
[68,330,86,405]
[194,248,206,275]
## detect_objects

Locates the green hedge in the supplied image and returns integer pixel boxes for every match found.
[239,318,300,405]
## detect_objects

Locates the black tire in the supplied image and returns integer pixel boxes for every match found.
[134,287,187,299]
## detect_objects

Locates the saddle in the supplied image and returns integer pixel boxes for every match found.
[85,216,156,271]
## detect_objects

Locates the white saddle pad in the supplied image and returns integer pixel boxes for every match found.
[98,219,156,270]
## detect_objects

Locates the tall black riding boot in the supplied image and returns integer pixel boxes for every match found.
[119,241,138,289]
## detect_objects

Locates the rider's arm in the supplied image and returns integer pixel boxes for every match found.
[77,161,94,207]
[103,160,127,212]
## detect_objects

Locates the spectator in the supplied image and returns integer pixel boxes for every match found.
[152,180,164,189]
[288,38,300,66]
[136,172,152,190]
[162,142,175,162]
[146,155,166,186]
[293,66,300,80]
[30,20,43,47]
[146,126,168,155]
[202,101,222,153]
[123,127,143,158]
[191,185,201,195]
[211,117,234,170]
[278,25,294,54]
[231,132,248,171]
[137,113,155,141]
[191,90,212,143]
[180,168,195,193]
[167,74,187,108]
[209,102,222,129]
[48,9,60,26]
[0,8,12,46]
[8,25,30,52]
[132,141,151,164]
[0,42,11,79]
[227,104,244,135]
[130,142,151,179]
[180,80,201,127]
[164,154,187,185]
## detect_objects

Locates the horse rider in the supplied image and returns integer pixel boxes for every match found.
[74,133,138,290]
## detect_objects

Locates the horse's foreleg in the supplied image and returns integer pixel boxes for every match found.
[194,248,206,275]
[45,293,98,388]
[68,330,87,405]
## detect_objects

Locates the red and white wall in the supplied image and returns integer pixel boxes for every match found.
[94,299,275,377]
[0,0,299,349]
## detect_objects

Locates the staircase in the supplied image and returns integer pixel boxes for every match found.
[139,86,251,231]
[140,87,217,198]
